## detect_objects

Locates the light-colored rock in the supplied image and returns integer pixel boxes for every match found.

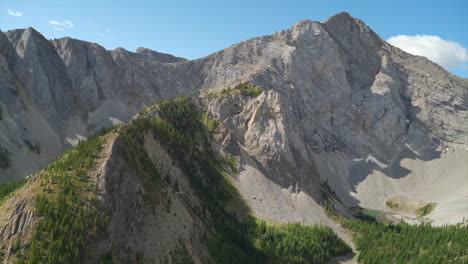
[0,12,467,226]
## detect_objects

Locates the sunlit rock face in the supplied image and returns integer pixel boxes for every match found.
[0,12,467,225]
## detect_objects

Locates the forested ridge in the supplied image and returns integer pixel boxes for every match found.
[1,96,466,263]
[342,216,468,263]
[132,97,351,264]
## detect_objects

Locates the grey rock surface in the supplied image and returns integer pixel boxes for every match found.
[0,12,467,224]
[135,47,187,63]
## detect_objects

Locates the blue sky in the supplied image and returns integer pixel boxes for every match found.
[1,0,467,76]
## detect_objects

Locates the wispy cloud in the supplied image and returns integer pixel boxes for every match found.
[7,9,22,17]
[48,20,74,28]
[387,35,468,70]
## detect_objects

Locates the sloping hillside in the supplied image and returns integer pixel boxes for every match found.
[0,98,350,263]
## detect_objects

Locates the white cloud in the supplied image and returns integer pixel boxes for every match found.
[48,20,74,28]
[53,27,65,31]
[7,9,22,17]
[387,35,468,70]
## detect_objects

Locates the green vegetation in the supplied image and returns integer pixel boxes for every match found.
[416,202,436,217]
[386,200,399,209]
[119,119,162,201]
[320,180,340,202]
[0,144,11,169]
[136,97,350,263]
[255,222,351,264]
[0,178,27,201]
[233,82,264,97]
[24,126,116,263]
[342,218,468,264]
[7,97,348,263]
[206,82,264,99]
[5,96,460,264]
[320,180,342,216]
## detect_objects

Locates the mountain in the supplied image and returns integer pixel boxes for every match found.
[0,12,467,263]
[0,98,356,263]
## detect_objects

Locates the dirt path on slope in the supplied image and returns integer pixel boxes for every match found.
[327,222,359,264]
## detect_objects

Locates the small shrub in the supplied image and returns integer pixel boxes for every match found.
[386,200,399,209]
[207,82,264,99]
[234,82,264,97]
[416,202,436,217]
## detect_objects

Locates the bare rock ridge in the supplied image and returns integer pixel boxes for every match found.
[0,12,467,227]
[135,47,187,63]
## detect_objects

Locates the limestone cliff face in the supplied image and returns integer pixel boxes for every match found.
[201,13,467,223]
[0,12,467,225]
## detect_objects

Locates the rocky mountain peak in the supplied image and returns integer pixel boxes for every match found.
[0,13,466,232]
[0,11,467,263]
[5,27,51,59]
[135,47,187,63]
[323,11,355,24]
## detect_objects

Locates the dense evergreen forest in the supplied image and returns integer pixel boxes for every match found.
[25,127,114,263]
[342,216,468,264]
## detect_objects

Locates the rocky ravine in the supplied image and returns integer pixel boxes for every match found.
[0,12,467,226]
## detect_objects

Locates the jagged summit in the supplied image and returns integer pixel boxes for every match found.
[322,11,355,23]
[0,12,466,230]
[135,47,187,63]
[0,11,467,263]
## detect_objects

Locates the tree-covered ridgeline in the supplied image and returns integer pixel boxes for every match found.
[4,97,349,263]
[23,126,117,263]
[341,216,468,264]
[129,97,351,263]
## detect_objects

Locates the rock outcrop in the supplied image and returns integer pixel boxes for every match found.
[0,12,467,226]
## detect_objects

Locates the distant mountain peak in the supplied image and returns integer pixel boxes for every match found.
[135,47,187,63]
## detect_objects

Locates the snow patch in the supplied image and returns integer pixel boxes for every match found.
[352,155,388,169]
[365,154,388,169]
[405,142,420,156]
